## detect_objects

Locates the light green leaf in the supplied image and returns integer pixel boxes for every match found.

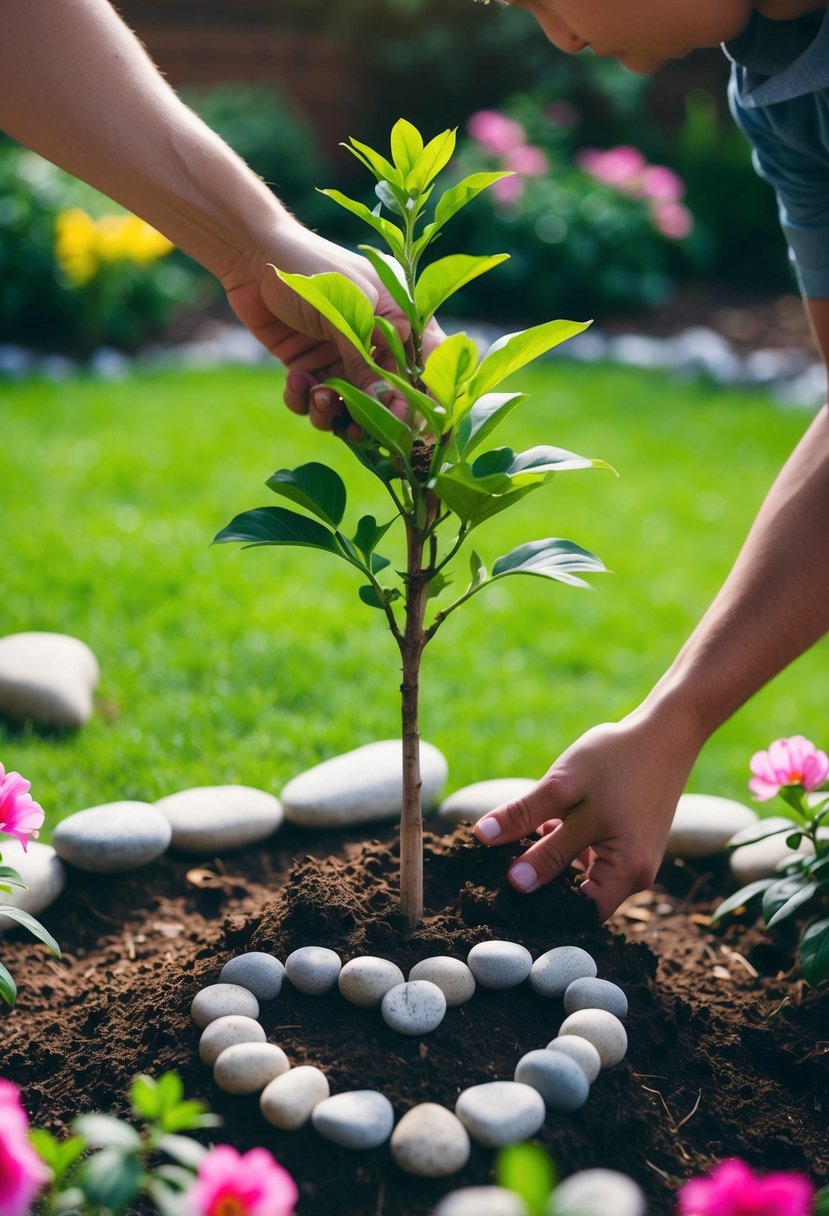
[213,507,340,554]
[161,1101,219,1133]
[455,392,527,456]
[352,515,395,562]
[800,917,829,986]
[274,270,375,357]
[357,244,417,327]
[490,538,606,589]
[432,170,514,230]
[414,253,509,323]
[374,317,410,376]
[408,128,457,191]
[318,192,406,261]
[342,136,402,187]
[473,444,612,491]
[266,463,346,528]
[711,877,776,922]
[367,367,446,437]
[421,333,479,413]
[762,876,818,928]
[0,961,16,1005]
[74,1114,141,1151]
[431,468,536,528]
[468,549,488,591]
[390,118,424,179]
[0,906,60,955]
[0,865,27,888]
[375,179,408,217]
[130,1075,162,1121]
[467,318,591,399]
[497,1143,556,1216]
[324,377,413,460]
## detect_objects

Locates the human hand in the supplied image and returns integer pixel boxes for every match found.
[473,714,699,921]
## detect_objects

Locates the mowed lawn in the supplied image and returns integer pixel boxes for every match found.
[3,360,827,835]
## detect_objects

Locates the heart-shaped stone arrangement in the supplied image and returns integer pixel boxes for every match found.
[190,940,629,1180]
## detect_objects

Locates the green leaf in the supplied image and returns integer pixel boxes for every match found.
[432,170,514,230]
[801,918,829,986]
[375,179,408,217]
[266,463,346,528]
[369,368,446,437]
[51,1188,87,1214]
[357,244,417,328]
[78,1148,142,1212]
[324,377,413,461]
[318,192,406,261]
[408,128,456,191]
[274,270,375,357]
[0,906,60,955]
[359,584,386,610]
[711,877,776,922]
[469,444,611,493]
[427,571,452,600]
[421,332,479,413]
[0,960,16,1005]
[213,507,340,554]
[431,468,536,528]
[814,1184,829,1216]
[161,1101,219,1133]
[467,318,591,399]
[390,118,424,179]
[455,391,527,456]
[468,548,488,592]
[0,864,26,887]
[130,1075,162,1121]
[352,515,395,562]
[490,538,606,590]
[762,876,818,928]
[785,832,804,850]
[341,439,399,486]
[374,316,409,376]
[414,253,509,323]
[727,817,799,849]
[343,135,402,187]
[496,1143,556,1216]
[28,1131,85,1180]
[146,1179,191,1216]
[156,1071,185,1114]
[74,1114,141,1152]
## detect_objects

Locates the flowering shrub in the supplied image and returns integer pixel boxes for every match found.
[678,1159,815,1216]
[55,209,173,286]
[713,735,829,986]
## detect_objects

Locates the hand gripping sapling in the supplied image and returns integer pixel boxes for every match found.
[215,119,613,929]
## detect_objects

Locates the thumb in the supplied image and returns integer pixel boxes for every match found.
[503,815,594,895]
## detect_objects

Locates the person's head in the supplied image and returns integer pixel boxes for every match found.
[493,0,753,73]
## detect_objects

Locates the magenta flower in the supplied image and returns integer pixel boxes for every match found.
[0,1080,50,1216]
[641,164,686,203]
[504,144,549,177]
[678,1158,814,1216]
[651,200,694,240]
[749,736,829,802]
[577,145,646,190]
[467,110,526,156]
[0,766,44,851]
[184,1145,298,1216]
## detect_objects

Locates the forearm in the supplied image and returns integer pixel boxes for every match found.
[0,0,294,280]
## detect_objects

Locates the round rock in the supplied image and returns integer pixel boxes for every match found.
[0,631,99,729]
[433,1188,529,1216]
[381,980,446,1035]
[190,983,260,1029]
[529,946,597,998]
[0,839,65,925]
[53,802,172,874]
[285,946,342,995]
[546,1035,602,1084]
[156,785,284,853]
[436,778,537,827]
[260,1065,330,1130]
[338,957,405,1008]
[281,739,448,828]
[514,1049,590,1112]
[390,1103,470,1178]
[408,957,476,1007]
[554,1169,647,1216]
[220,953,285,1001]
[454,1081,545,1148]
[564,977,628,1021]
[666,793,757,860]
[467,940,532,989]
[213,1042,290,1095]
[199,1015,266,1066]
[311,1090,394,1150]
[558,1009,628,1068]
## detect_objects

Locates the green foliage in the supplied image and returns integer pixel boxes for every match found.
[0,879,61,1005]
[497,1142,557,1216]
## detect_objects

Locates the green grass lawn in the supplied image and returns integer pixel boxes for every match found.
[3,360,827,835]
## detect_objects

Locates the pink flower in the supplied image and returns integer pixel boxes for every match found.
[577,145,646,190]
[0,1080,50,1216]
[0,766,44,851]
[467,110,526,156]
[650,200,693,240]
[641,164,686,203]
[490,175,524,206]
[678,1158,814,1216]
[185,1145,298,1216]
[504,144,549,177]
[749,736,829,801]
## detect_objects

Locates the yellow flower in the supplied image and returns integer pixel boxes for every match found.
[54,208,98,285]
[54,208,173,284]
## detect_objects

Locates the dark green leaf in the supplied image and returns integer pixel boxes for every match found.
[431,468,536,528]
[467,444,611,493]
[813,1184,829,1216]
[431,170,512,230]
[0,906,60,955]
[727,817,799,849]
[408,128,456,191]
[325,377,413,461]
[352,515,395,562]
[274,270,374,356]
[414,253,509,323]
[711,877,776,922]
[800,917,829,986]
[455,391,526,456]
[318,192,405,261]
[785,832,804,850]
[0,960,16,1005]
[213,507,339,554]
[357,244,417,328]
[359,584,385,609]
[491,538,606,589]
[427,571,452,600]
[341,440,399,486]
[421,333,478,413]
[266,463,346,528]
[763,876,818,928]
[468,318,591,398]
[74,1115,141,1151]
[496,1143,556,1216]
[78,1148,142,1211]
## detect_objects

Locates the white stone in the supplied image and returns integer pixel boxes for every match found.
[467,940,532,989]
[390,1103,470,1178]
[191,983,260,1029]
[0,839,65,926]
[199,1016,266,1066]
[0,632,99,729]
[554,1169,647,1216]
[381,980,446,1035]
[53,802,171,873]
[729,817,815,883]
[529,946,597,998]
[311,1090,395,1150]
[219,953,284,1001]
[281,739,448,828]
[436,779,537,827]
[665,794,757,859]
[408,957,476,1007]
[213,1042,290,1095]
[514,1049,590,1111]
[558,1009,627,1069]
[260,1065,330,1130]
[564,977,628,1021]
[338,957,405,1008]
[454,1082,545,1148]
[155,785,283,853]
[433,1188,528,1216]
[546,1036,602,1084]
[285,947,342,995]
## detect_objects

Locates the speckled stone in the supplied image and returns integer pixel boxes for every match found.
[436,778,537,827]
[338,957,405,1008]
[665,793,757,859]
[260,1065,330,1130]
[198,1016,266,1066]
[408,957,476,1007]
[390,1103,470,1177]
[467,941,532,989]
[0,839,65,925]
[213,1042,290,1095]
[53,802,172,874]
[381,980,446,1035]
[514,1049,590,1112]
[156,785,284,853]
[190,983,260,1029]
[546,1035,602,1084]
[454,1082,545,1148]
[529,946,597,998]
[432,1188,528,1216]
[219,953,285,1001]
[563,977,628,1020]
[558,1009,628,1068]
[311,1091,395,1150]
[285,947,342,995]
[554,1169,647,1216]
[0,631,99,729]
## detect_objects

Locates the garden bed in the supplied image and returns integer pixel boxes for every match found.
[3,824,826,1214]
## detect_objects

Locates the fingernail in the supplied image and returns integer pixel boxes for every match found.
[475,817,501,842]
[288,372,313,392]
[509,861,539,892]
[311,390,335,415]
